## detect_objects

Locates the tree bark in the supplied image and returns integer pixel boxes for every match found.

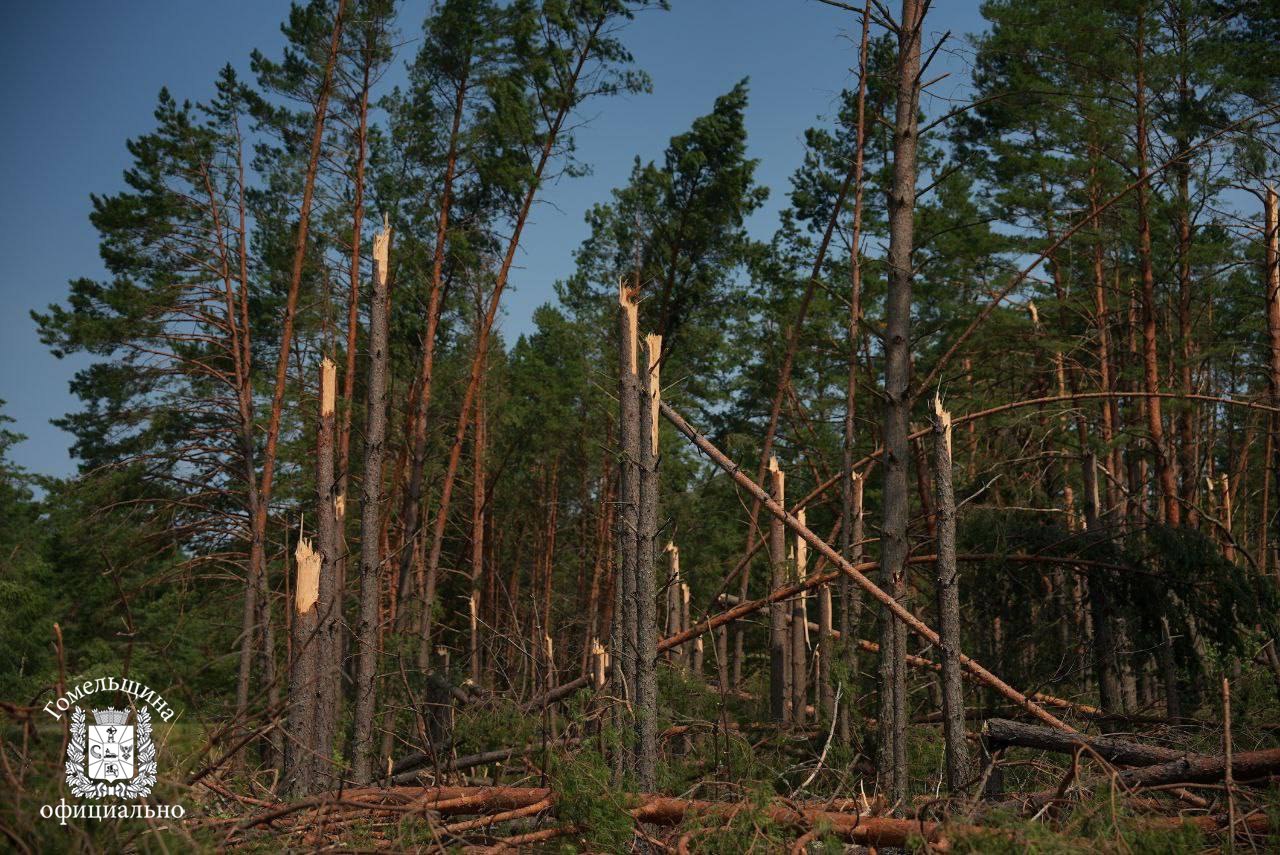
[469,386,486,685]
[351,223,391,783]
[769,458,789,723]
[791,509,809,726]
[983,718,1200,767]
[932,399,969,792]
[839,2,873,741]
[634,333,662,790]
[1082,452,1124,712]
[1265,187,1280,582]
[878,0,924,808]
[313,357,341,790]
[1134,7,1180,526]
[285,528,321,797]
[612,281,641,782]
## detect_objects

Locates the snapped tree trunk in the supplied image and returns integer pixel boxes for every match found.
[284,527,322,797]
[313,357,341,790]
[351,223,391,783]
[932,398,969,792]
[612,281,641,783]
[634,333,662,790]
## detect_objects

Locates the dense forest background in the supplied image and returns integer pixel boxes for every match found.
[6,0,1280,850]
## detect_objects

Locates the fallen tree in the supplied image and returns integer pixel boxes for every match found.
[1118,747,1280,789]
[983,718,1199,766]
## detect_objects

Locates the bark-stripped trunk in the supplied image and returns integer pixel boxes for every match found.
[236,0,347,747]
[878,0,923,809]
[932,398,969,792]
[351,224,392,783]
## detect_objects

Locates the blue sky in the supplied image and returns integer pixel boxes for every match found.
[0,1,987,478]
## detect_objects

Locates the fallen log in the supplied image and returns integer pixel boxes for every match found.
[983,718,1200,767]
[1118,747,1280,789]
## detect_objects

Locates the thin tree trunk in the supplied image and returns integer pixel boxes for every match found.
[313,358,341,790]
[791,509,809,727]
[878,0,923,809]
[395,71,470,635]
[469,386,486,685]
[351,224,392,783]
[1134,7,1180,526]
[769,458,789,723]
[417,23,604,665]
[1265,186,1280,584]
[932,398,969,792]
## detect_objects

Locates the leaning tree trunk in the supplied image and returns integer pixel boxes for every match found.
[351,223,392,783]
[878,0,923,810]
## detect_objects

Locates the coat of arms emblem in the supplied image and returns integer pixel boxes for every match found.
[66,706,156,799]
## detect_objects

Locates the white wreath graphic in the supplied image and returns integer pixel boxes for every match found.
[66,706,156,800]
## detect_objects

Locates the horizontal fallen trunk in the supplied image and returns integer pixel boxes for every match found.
[1118,747,1280,789]
[983,718,1198,766]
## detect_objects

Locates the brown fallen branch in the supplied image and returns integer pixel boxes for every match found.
[983,718,1200,767]
[659,399,1073,732]
[1118,747,1280,790]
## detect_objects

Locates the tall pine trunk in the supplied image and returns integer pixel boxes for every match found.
[878,0,922,808]
[351,223,392,782]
